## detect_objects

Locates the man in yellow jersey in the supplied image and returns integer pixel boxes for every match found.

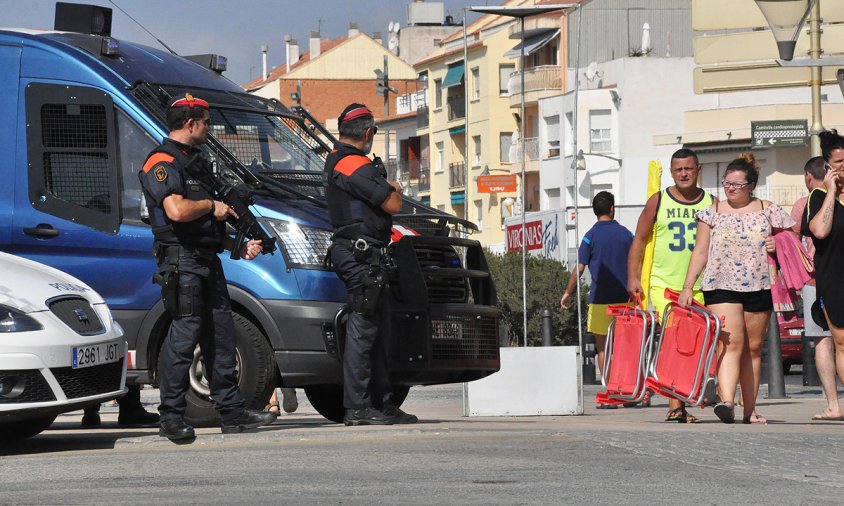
[628,148,715,423]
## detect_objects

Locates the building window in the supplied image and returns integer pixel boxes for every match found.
[500,132,512,164]
[589,109,612,153]
[434,79,443,109]
[471,67,480,100]
[499,64,515,95]
[473,135,482,166]
[545,188,560,209]
[545,115,560,158]
[436,141,445,173]
[474,199,483,230]
[591,184,612,199]
[564,112,574,157]
[549,45,558,66]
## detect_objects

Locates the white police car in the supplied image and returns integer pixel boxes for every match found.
[0,252,126,440]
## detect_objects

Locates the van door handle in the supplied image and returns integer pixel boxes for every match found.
[23,224,60,238]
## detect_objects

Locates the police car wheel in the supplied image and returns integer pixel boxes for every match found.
[0,414,57,441]
[304,384,411,423]
[176,313,276,427]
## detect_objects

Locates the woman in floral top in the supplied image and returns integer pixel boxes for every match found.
[679,153,794,425]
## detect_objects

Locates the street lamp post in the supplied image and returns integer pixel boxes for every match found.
[754,0,823,156]
[470,3,579,348]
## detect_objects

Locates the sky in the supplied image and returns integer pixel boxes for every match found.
[1,0,496,86]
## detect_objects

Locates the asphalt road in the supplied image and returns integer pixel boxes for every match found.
[2,375,843,505]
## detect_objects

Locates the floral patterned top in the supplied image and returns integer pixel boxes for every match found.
[696,202,795,292]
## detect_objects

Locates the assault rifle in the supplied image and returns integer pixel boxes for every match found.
[184,154,277,260]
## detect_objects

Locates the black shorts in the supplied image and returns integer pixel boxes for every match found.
[702,289,773,313]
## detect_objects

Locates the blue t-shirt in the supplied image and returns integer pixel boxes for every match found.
[578,220,633,304]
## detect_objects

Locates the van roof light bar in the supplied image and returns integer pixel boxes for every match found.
[185,54,228,74]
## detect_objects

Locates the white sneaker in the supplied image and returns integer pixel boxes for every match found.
[281,388,298,413]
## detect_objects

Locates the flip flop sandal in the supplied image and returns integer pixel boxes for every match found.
[665,407,700,423]
[713,402,735,424]
[811,412,844,421]
[743,413,767,425]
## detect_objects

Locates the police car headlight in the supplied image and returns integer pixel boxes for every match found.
[0,306,43,333]
[262,219,332,268]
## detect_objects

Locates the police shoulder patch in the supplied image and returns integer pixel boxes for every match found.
[153,165,168,182]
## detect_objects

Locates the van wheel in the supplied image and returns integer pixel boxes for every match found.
[158,313,276,427]
[0,414,57,441]
[304,384,410,423]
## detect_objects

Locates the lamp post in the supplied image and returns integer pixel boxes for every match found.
[754,0,823,155]
[470,3,579,348]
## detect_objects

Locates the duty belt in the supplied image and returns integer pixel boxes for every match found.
[156,243,220,262]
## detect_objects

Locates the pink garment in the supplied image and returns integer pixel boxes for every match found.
[773,231,813,290]
[768,252,798,313]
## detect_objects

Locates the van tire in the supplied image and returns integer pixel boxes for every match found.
[0,414,57,441]
[158,313,276,427]
[304,384,410,423]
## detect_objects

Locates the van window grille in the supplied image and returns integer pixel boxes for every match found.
[43,153,111,214]
[41,104,108,149]
[40,103,112,214]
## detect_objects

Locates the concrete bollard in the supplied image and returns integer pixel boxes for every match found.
[541,309,553,347]
[766,313,787,399]
[581,333,599,385]
[801,331,820,387]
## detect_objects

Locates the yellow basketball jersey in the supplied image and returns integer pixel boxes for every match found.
[650,188,714,289]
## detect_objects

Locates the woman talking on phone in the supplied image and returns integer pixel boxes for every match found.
[803,130,844,413]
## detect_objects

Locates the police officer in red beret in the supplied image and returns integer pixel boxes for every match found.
[139,93,276,441]
[325,103,417,425]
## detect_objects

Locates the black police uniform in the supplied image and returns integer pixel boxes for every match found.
[325,142,397,411]
[138,138,246,423]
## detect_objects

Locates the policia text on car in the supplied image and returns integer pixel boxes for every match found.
[138,93,277,442]
[324,103,418,426]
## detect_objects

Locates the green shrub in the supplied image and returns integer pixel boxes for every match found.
[484,249,588,347]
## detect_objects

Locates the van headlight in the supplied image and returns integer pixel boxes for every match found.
[262,219,332,269]
[0,306,43,332]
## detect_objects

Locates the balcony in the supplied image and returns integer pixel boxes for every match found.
[419,166,430,193]
[396,89,427,116]
[417,105,429,128]
[447,95,465,121]
[449,162,465,189]
[507,65,562,108]
[508,17,560,39]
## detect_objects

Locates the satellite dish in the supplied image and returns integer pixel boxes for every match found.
[388,22,395,33]
[585,61,598,81]
[392,21,401,33]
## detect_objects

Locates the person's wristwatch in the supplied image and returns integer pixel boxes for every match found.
[209,200,215,216]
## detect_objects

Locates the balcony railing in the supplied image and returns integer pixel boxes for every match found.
[396,89,427,116]
[508,65,562,96]
[417,105,429,128]
[449,162,465,189]
[447,95,465,121]
[419,166,430,193]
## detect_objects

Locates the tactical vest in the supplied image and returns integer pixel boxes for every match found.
[324,144,392,245]
[140,140,224,248]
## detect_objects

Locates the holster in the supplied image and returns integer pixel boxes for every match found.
[352,270,385,316]
[152,244,180,316]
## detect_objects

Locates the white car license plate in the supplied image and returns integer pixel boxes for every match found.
[72,342,121,369]
[789,328,803,336]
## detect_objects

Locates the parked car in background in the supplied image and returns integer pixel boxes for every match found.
[0,252,126,440]
[779,315,804,374]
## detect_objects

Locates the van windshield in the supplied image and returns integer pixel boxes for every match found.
[132,82,329,199]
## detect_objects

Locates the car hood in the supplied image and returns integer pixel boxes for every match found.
[0,252,104,313]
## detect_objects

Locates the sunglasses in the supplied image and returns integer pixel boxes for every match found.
[721,180,751,189]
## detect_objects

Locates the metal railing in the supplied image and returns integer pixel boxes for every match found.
[507,65,562,96]
[417,105,429,128]
[449,162,465,189]
[447,95,465,121]
[419,166,430,193]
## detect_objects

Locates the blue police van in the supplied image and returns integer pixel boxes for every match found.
[0,4,500,424]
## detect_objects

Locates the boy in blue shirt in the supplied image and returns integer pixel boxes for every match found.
[561,191,633,389]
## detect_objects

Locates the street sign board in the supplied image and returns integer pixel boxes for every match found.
[477,174,518,193]
[751,120,808,148]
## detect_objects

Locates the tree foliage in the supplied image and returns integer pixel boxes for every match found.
[485,249,588,347]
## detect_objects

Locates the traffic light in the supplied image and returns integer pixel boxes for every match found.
[375,68,388,97]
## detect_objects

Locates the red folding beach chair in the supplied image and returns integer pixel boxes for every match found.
[645,288,720,407]
[595,301,657,406]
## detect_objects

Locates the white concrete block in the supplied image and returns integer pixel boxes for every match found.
[463,346,582,416]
